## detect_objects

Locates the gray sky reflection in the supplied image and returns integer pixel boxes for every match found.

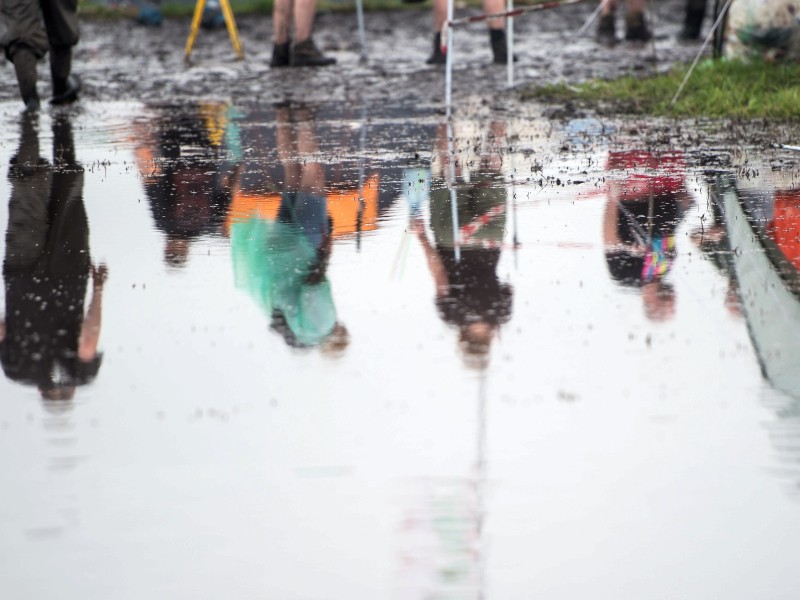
[1,101,800,599]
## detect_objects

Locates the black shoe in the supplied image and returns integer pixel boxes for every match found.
[426,32,446,65]
[625,13,652,41]
[678,8,705,40]
[290,38,336,67]
[271,42,291,67]
[51,75,81,105]
[596,14,616,45]
[489,28,518,64]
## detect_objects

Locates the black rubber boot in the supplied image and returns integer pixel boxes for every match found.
[271,42,291,68]
[12,49,40,111]
[679,8,706,40]
[489,28,517,64]
[596,14,616,45]
[50,46,81,105]
[426,32,446,65]
[290,38,336,67]
[625,12,652,42]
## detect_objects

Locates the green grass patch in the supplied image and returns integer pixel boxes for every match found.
[523,59,800,119]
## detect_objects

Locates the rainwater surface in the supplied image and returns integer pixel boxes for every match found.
[1,99,800,599]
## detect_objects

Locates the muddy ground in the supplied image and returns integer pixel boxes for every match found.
[2,0,710,109]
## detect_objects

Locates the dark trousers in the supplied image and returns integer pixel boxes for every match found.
[1,0,79,61]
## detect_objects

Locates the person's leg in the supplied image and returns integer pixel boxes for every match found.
[290,0,335,67]
[624,0,651,41]
[483,0,509,64]
[597,0,617,43]
[679,0,706,40]
[40,0,81,103]
[426,0,448,64]
[271,0,293,66]
[2,0,50,109]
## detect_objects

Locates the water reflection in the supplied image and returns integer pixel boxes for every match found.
[413,120,513,371]
[602,151,691,321]
[0,113,107,404]
[715,169,800,399]
[231,104,349,353]
[135,101,240,268]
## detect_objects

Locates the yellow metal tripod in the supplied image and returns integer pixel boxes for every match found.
[184,0,244,62]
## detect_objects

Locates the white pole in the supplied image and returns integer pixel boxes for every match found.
[355,0,367,63]
[445,0,454,118]
[447,119,460,262]
[506,0,514,88]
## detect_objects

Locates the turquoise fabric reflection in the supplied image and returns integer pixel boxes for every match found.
[231,217,337,347]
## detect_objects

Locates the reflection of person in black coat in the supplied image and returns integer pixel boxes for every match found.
[0,113,107,403]
[138,104,239,269]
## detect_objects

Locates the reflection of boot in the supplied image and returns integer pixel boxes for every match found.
[271,42,291,67]
[426,32,446,65]
[290,38,336,67]
[596,14,616,45]
[13,48,40,111]
[679,8,705,40]
[625,12,652,41]
[53,115,78,168]
[50,46,81,105]
[12,112,42,169]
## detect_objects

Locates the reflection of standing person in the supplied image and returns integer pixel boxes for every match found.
[136,103,240,269]
[0,113,107,403]
[231,104,348,353]
[602,151,690,322]
[413,121,513,370]
[0,0,82,110]
[271,0,336,67]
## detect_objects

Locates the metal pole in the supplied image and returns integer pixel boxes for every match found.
[445,0,455,119]
[447,119,460,262]
[355,0,368,63]
[506,0,514,88]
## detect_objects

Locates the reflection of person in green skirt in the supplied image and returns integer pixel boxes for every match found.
[413,121,513,371]
[231,104,348,355]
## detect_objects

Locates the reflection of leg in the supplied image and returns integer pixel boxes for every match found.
[52,114,77,167]
[275,106,300,191]
[295,113,324,195]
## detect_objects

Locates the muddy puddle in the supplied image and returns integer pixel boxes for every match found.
[2,98,800,598]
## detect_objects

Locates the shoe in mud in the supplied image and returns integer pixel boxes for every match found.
[596,14,617,45]
[290,39,336,67]
[678,8,705,40]
[271,42,291,68]
[625,13,652,42]
[489,28,518,64]
[51,75,81,105]
[426,32,446,65]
